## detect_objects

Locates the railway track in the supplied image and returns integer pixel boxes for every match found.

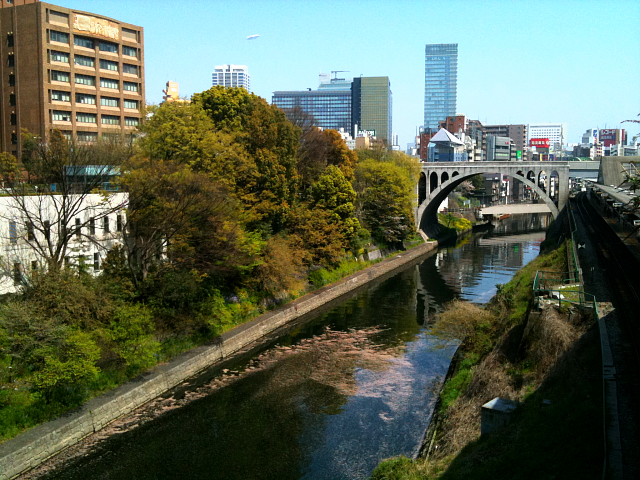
[574,192,640,479]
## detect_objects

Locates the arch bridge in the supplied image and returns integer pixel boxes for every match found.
[417,161,570,237]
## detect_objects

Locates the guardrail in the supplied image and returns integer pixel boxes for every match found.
[532,270,597,315]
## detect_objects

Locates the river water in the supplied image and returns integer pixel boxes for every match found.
[41,214,549,480]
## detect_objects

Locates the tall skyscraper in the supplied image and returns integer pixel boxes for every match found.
[212,64,250,91]
[0,0,145,157]
[424,44,457,132]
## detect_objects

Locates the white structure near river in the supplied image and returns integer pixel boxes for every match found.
[0,193,127,294]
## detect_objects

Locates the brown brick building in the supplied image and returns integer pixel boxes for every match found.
[0,0,144,157]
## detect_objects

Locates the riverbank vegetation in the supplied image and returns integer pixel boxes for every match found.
[371,240,603,479]
[0,88,421,443]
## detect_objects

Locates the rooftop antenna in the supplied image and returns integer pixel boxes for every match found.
[331,70,349,81]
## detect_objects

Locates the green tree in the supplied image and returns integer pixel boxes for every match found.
[309,165,363,249]
[193,87,300,234]
[354,159,416,245]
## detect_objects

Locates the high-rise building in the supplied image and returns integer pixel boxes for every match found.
[212,64,250,91]
[352,76,392,145]
[0,0,145,157]
[272,74,392,145]
[424,43,457,132]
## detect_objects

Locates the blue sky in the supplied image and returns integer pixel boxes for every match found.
[61,0,639,147]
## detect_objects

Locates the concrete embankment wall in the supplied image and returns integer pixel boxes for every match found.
[0,241,439,480]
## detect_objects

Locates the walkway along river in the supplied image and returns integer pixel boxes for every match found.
[33,214,550,480]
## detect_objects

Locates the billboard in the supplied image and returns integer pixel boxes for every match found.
[530,138,550,148]
[598,129,624,147]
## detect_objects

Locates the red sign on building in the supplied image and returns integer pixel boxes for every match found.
[530,138,550,148]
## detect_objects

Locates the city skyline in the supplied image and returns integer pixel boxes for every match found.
[32,0,640,148]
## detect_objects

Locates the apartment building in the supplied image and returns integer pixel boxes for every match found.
[0,0,144,157]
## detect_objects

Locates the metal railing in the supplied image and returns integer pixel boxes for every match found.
[532,270,598,317]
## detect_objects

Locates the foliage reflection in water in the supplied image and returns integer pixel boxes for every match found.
[37,215,548,480]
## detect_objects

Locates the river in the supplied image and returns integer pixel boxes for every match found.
[39,214,549,480]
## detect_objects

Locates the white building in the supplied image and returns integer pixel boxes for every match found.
[212,64,250,91]
[0,193,127,294]
[528,123,566,152]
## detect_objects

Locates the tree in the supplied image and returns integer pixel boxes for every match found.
[354,159,416,245]
[193,87,300,234]
[0,131,132,279]
[120,157,261,289]
[309,165,363,249]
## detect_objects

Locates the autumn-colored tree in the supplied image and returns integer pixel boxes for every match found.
[120,157,261,288]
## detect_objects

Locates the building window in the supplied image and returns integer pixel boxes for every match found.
[8,74,15,86]
[75,218,81,238]
[100,78,118,89]
[122,63,138,75]
[44,220,50,240]
[74,55,95,67]
[9,221,17,244]
[122,46,137,58]
[93,252,100,271]
[52,110,71,121]
[101,115,120,125]
[101,96,119,107]
[51,90,71,102]
[103,216,110,233]
[75,74,96,86]
[116,214,123,232]
[123,81,138,92]
[89,217,95,235]
[7,33,14,47]
[99,59,118,71]
[31,260,38,272]
[13,263,21,286]
[76,112,96,123]
[11,133,17,144]
[98,41,117,53]
[9,94,15,106]
[50,50,69,63]
[10,113,16,125]
[74,36,94,49]
[27,222,34,241]
[76,93,96,105]
[124,117,139,127]
[123,99,138,109]
[51,70,70,83]
[8,54,14,67]
[77,131,97,142]
[50,30,69,44]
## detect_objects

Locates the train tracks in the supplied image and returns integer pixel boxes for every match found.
[573,192,640,479]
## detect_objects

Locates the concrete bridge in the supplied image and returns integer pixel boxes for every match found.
[417,161,570,237]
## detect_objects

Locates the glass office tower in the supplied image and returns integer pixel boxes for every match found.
[424,44,457,132]
[352,76,392,144]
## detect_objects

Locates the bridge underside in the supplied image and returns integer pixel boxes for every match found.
[416,162,570,238]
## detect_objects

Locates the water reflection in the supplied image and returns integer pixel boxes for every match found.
[39,215,548,480]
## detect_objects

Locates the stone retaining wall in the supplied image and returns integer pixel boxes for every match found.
[0,241,439,480]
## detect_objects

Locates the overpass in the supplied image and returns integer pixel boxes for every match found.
[479,204,552,216]
[417,161,570,237]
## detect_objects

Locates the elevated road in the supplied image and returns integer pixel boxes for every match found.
[479,204,552,216]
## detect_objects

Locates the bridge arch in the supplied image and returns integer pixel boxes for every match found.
[441,172,449,183]
[416,162,569,238]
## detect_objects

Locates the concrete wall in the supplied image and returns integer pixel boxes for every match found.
[0,240,438,480]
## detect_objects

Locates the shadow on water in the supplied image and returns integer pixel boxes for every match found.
[40,214,549,480]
